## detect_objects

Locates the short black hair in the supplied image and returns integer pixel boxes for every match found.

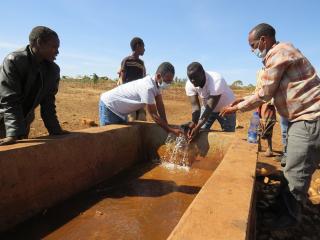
[130,37,144,51]
[156,62,175,76]
[250,23,276,40]
[187,62,204,78]
[29,26,58,46]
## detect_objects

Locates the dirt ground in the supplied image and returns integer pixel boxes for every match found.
[29,81,274,139]
[29,80,319,239]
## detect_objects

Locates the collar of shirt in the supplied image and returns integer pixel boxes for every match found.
[150,75,160,88]
[28,45,42,69]
[262,41,280,65]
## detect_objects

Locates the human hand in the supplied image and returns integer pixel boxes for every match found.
[170,127,184,136]
[219,106,238,117]
[186,122,196,136]
[0,136,18,146]
[187,125,200,143]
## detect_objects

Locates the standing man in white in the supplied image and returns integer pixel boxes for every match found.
[185,62,236,141]
[99,62,182,136]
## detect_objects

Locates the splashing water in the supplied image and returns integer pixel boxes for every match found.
[160,134,190,168]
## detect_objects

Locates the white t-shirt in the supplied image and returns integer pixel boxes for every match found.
[100,75,160,119]
[185,71,235,112]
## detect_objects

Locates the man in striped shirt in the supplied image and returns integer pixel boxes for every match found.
[221,23,320,229]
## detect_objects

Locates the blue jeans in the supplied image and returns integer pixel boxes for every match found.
[200,107,236,132]
[99,100,127,126]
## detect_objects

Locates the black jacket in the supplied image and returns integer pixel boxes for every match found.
[0,45,62,137]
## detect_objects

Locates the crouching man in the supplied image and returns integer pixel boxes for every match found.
[99,62,182,135]
[185,62,236,142]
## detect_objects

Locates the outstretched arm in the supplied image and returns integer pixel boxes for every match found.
[147,95,182,136]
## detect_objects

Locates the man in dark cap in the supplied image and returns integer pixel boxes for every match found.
[0,26,67,145]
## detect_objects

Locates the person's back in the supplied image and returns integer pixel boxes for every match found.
[266,42,320,121]
[120,55,145,83]
[101,76,158,118]
[99,62,182,136]
[205,71,235,111]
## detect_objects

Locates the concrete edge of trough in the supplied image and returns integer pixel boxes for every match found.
[0,124,146,232]
[168,136,258,240]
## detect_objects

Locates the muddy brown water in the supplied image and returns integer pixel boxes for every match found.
[2,155,223,240]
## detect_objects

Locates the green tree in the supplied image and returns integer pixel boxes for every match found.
[231,80,243,88]
[82,75,91,82]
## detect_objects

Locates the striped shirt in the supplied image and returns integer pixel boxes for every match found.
[255,69,273,105]
[238,42,320,122]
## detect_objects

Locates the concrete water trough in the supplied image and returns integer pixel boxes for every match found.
[0,122,257,239]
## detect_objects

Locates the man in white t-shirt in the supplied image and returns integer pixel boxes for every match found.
[99,62,182,135]
[185,62,236,141]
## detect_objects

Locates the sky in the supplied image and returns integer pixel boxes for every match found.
[0,0,319,85]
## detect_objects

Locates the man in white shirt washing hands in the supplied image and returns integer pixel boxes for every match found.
[99,62,182,136]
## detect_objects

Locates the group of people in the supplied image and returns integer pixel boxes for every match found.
[0,23,319,230]
[98,36,237,141]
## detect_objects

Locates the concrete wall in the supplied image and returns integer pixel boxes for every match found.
[0,123,258,240]
[0,125,146,232]
[168,135,257,240]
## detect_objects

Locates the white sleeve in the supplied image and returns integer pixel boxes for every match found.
[185,81,197,96]
[209,74,226,96]
[140,87,156,104]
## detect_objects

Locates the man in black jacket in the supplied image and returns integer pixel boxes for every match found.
[0,26,67,145]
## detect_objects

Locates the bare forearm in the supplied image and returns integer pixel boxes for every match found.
[150,113,171,132]
[195,105,213,129]
[156,100,167,123]
[237,93,264,112]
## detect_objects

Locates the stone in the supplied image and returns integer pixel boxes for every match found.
[81,118,98,127]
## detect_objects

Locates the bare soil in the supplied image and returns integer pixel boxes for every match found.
[28,81,320,239]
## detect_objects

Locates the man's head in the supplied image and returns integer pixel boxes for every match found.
[248,23,276,58]
[29,26,59,62]
[187,62,206,88]
[155,62,175,89]
[130,37,145,56]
